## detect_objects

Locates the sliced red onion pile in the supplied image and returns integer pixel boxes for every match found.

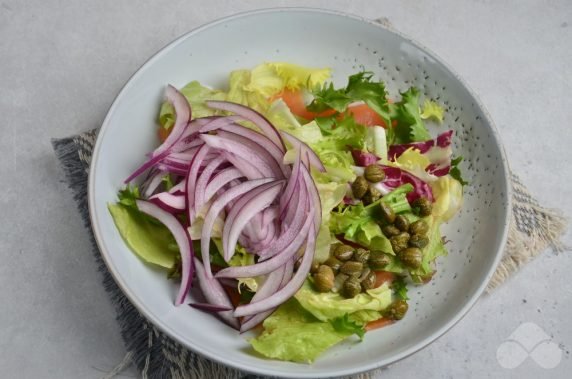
[126,86,321,330]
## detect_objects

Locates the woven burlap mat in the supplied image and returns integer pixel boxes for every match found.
[52,128,567,379]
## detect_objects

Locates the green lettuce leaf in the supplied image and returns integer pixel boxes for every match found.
[420,99,445,122]
[329,184,413,250]
[108,203,178,268]
[295,280,392,322]
[331,314,365,340]
[308,72,391,127]
[390,88,432,144]
[410,215,448,280]
[449,156,469,186]
[249,298,353,363]
[159,81,226,129]
[391,276,409,300]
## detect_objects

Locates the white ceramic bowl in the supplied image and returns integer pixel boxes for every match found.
[89,8,511,378]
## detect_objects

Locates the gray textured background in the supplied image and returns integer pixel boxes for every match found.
[1,0,571,378]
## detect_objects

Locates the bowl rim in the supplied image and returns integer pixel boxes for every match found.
[88,7,512,378]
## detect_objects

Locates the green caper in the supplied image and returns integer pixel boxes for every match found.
[329,242,342,255]
[379,201,396,224]
[364,164,386,183]
[409,234,429,248]
[361,271,377,291]
[382,224,400,238]
[411,271,435,284]
[369,250,393,269]
[351,176,369,199]
[340,261,363,275]
[412,197,433,217]
[398,247,423,268]
[324,257,343,273]
[386,299,408,320]
[358,267,372,281]
[310,261,321,274]
[334,244,354,261]
[313,265,335,292]
[390,232,410,253]
[409,220,429,236]
[362,187,381,205]
[342,277,362,298]
[352,248,370,264]
[394,215,410,232]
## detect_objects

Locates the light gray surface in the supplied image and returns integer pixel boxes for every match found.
[0,0,570,378]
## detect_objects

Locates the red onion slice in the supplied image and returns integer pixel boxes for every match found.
[193,257,239,329]
[200,134,280,179]
[135,200,193,306]
[199,115,244,133]
[279,149,302,215]
[141,170,165,199]
[201,178,276,278]
[205,100,285,152]
[194,155,227,214]
[153,85,192,157]
[222,181,283,262]
[189,303,232,312]
[149,191,185,213]
[216,130,286,178]
[239,258,294,332]
[220,123,289,176]
[185,145,210,221]
[216,210,314,278]
[203,168,244,203]
[223,152,266,180]
[233,223,316,317]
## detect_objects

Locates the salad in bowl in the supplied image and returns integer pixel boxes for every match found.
[108,62,466,363]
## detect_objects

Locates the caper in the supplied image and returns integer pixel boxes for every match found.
[381,224,400,238]
[409,234,429,248]
[379,201,396,224]
[310,261,321,274]
[394,215,410,232]
[386,299,408,320]
[313,265,335,292]
[409,220,429,236]
[362,187,381,205]
[340,261,363,275]
[329,242,342,255]
[390,232,410,253]
[342,277,362,298]
[398,247,423,268]
[412,197,433,217]
[334,244,354,261]
[411,271,435,284]
[351,176,369,199]
[324,257,343,273]
[369,250,393,269]
[361,271,377,291]
[364,164,386,183]
[352,248,370,264]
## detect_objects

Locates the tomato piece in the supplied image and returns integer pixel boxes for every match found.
[365,317,393,332]
[158,125,172,142]
[276,90,336,120]
[374,271,395,288]
[346,103,387,127]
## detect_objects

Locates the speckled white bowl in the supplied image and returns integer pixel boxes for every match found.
[89,8,511,378]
